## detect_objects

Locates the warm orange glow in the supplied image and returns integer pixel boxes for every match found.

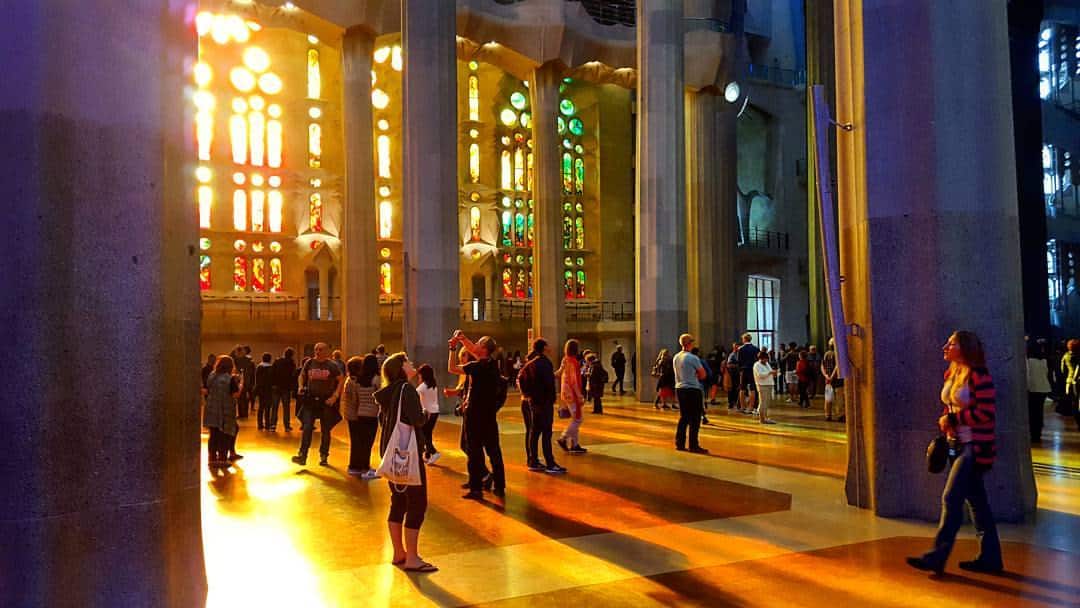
[249,111,265,166]
[268,191,283,233]
[230,114,247,164]
[243,47,270,73]
[380,262,392,294]
[258,73,282,95]
[501,150,512,190]
[379,201,393,239]
[194,62,213,88]
[196,111,213,161]
[391,45,403,71]
[230,67,256,93]
[198,186,213,229]
[269,258,283,292]
[307,49,321,99]
[233,190,247,231]
[377,135,391,178]
[267,120,282,168]
[308,124,321,168]
[514,148,525,190]
[250,190,265,232]
[468,75,480,121]
[469,143,480,183]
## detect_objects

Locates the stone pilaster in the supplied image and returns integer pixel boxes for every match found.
[0,3,205,605]
[341,27,381,354]
[636,0,687,401]
[835,0,1036,520]
[530,62,566,349]
[402,0,458,388]
[686,88,722,350]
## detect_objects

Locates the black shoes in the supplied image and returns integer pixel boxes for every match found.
[568,445,588,454]
[958,560,1003,574]
[545,464,567,474]
[906,556,944,576]
[483,474,494,491]
[528,462,546,472]
[702,416,710,425]
[291,455,306,466]
[319,457,329,466]
[689,447,709,454]
[675,446,687,451]
[462,491,483,500]
[557,438,570,452]
[492,488,505,498]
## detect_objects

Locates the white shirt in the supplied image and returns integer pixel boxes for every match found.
[417,383,440,414]
[753,361,774,389]
[1026,357,1051,394]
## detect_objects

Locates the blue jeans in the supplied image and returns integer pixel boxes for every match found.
[922,444,1002,568]
[298,401,333,459]
[271,389,292,429]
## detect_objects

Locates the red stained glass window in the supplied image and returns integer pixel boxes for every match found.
[233,257,248,291]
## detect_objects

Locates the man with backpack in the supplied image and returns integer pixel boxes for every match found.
[448,331,508,499]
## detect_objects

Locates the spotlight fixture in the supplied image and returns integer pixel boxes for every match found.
[724,81,741,103]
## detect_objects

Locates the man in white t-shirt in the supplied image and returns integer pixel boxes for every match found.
[753,351,778,424]
[673,334,709,454]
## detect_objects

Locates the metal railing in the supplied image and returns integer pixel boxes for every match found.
[742,63,807,89]
[740,228,790,251]
[201,295,302,320]
[457,298,635,322]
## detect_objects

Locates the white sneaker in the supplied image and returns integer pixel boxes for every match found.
[426,452,441,465]
[761,419,776,425]
[362,469,380,480]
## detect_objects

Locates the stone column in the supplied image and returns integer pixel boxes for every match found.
[686,88,719,350]
[530,62,566,349]
[835,0,1037,520]
[319,263,331,322]
[402,0,458,387]
[341,27,381,354]
[636,0,687,401]
[0,3,206,606]
[715,76,739,345]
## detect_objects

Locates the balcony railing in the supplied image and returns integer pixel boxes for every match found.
[202,295,302,320]
[457,299,635,323]
[742,63,807,89]
[740,227,790,251]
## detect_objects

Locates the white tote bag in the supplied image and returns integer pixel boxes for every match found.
[375,387,422,487]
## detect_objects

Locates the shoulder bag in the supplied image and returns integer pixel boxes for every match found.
[375,387,423,487]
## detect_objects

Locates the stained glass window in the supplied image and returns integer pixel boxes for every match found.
[378,135,391,178]
[252,258,266,292]
[527,213,534,247]
[230,114,247,164]
[200,255,211,290]
[469,143,480,183]
[468,74,480,121]
[379,201,393,239]
[564,270,574,297]
[501,211,513,246]
[576,270,586,298]
[308,123,321,168]
[568,117,584,136]
[514,148,525,190]
[574,217,585,249]
[559,99,575,116]
[307,49,321,99]
[196,109,213,161]
[469,206,481,242]
[268,190,283,233]
[380,262,392,295]
[250,190,265,232]
[309,193,323,232]
[516,269,526,298]
[514,213,526,247]
[234,257,248,291]
[526,152,534,191]
[249,110,265,166]
[575,158,585,194]
[502,268,513,297]
[233,190,247,231]
[269,258,282,292]
[563,216,573,249]
[510,91,527,110]
[562,152,573,194]
[198,186,213,229]
[501,150,512,190]
[267,119,282,167]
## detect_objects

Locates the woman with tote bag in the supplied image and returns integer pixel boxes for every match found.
[373,353,436,573]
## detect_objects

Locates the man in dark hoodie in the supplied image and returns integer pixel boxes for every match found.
[254,352,274,430]
[270,347,297,431]
[448,331,507,499]
[517,338,566,474]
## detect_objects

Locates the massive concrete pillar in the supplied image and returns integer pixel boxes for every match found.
[341,27,381,355]
[686,89,720,349]
[530,62,566,349]
[402,0,458,386]
[835,0,1037,520]
[636,0,687,402]
[0,3,206,605]
[715,80,739,345]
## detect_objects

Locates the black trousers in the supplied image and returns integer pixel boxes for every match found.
[257,391,273,428]
[387,463,427,529]
[527,402,556,467]
[612,367,625,393]
[798,381,810,408]
[421,413,439,458]
[347,416,379,471]
[675,388,704,449]
[521,402,535,464]
[465,417,505,491]
[592,392,603,414]
[1027,392,1046,442]
[208,427,230,462]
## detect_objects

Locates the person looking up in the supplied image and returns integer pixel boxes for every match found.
[416,364,442,465]
[448,331,507,499]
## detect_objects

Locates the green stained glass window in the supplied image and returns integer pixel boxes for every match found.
[576,257,584,266]
[563,139,573,150]
[515,213,526,246]
[527,213,534,246]
[575,202,584,214]
[510,91,527,110]
[515,199,523,208]
[562,152,573,193]
[559,99,575,116]
[199,237,211,251]
[574,216,584,249]
[576,270,586,298]
[575,157,585,193]
[564,270,574,297]
[574,144,584,154]
[569,117,584,135]
[557,116,566,134]
[563,77,573,83]
[564,256,573,267]
[563,202,573,214]
[563,216,573,249]
[520,113,531,128]
[502,211,513,246]
[515,254,525,265]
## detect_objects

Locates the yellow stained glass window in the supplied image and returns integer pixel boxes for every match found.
[196,110,213,161]
[232,190,247,231]
[198,186,213,229]
[500,150,512,190]
[230,114,247,164]
[377,135,391,178]
[233,257,248,291]
[268,190,283,233]
[309,193,323,232]
[468,75,479,121]
[269,258,283,292]
[199,255,211,290]
[308,123,321,168]
[379,201,393,239]
[249,111,265,166]
[267,119,282,168]
[250,190,265,232]
[380,262,392,294]
[252,258,266,292]
[514,148,525,190]
[469,143,480,183]
[307,49,321,99]
[526,152,534,191]
[469,206,481,242]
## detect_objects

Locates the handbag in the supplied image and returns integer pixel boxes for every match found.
[375,387,422,487]
[558,405,572,419]
[926,435,949,474]
[824,384,835,401]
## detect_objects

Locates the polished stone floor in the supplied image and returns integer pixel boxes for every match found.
[202,395,1080,607]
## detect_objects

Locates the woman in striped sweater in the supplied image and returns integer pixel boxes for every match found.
[908,330,1003,575]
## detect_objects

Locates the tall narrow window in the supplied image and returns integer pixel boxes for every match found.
[574,157,585,193]
[308,123,322,168]
[379,262,392,294]
[468,74,480,121]
[745,275,780,350]
[230,114,248,164]
[501,150,512,190]
[574,217,585,249]
[196,110,213,161]
[469,143,480,183]
[268,190,283,233]
[502,268,513,297]
[526,152,534,191]
[564,270,574,298]
[199,255,211,290]
[252,258,266,292]
[501,211,513,246]
[562,216,573,249]
[267,119,282,167]
[198,186,213,229]
[309,193,323,232]
[469,206,482,242]
[269,258,283,292]
[377,135,391,178]
[249,111,265,166]
[307,49,321,99]
[379,201,393,239]
[527,213,534,247]
[575,270,586,298]
[516,269,526,299]
[514,213,525,247]
[233,257,248,291]
[514,148,525,190]
[562,152,573,193]
[250,190,265,232]
[232,190,247,231]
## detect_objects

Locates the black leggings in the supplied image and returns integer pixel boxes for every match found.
[347,417,379,471]
[421,414,439,458]
[387,464,427,529]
